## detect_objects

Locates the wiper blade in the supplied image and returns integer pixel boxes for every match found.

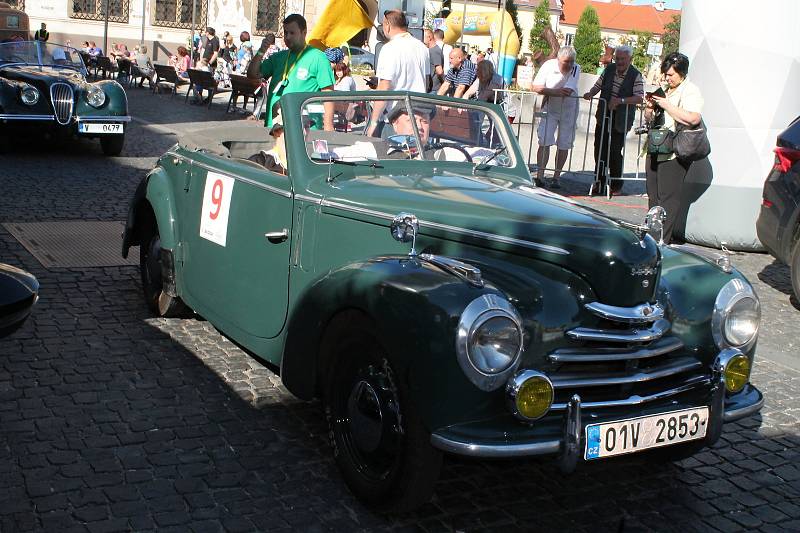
[314,156,383,168]
[472,146,508,173]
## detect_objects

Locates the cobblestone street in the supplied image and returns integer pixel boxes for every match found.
[1,88,798,532]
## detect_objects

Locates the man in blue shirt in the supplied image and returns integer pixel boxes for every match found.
[437,48,476,98]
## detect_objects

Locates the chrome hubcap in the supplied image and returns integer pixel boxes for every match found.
[347,380,383,453]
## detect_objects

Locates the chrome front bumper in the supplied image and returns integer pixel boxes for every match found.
[0,114,131,123]
[430,349,764,466]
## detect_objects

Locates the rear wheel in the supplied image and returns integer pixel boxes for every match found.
[324,315,442,511]
[139,224,186,317]
[791,236,800,303]
[101,133,125,156]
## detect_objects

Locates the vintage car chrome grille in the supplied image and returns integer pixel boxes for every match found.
[49,83,74,125]
[546,302,710,410]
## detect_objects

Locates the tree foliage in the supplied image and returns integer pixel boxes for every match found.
[629,29,653,72]
[573,5,603,74]
[661,13,681,57]
[528,0,552,56]
[505,0,523,45]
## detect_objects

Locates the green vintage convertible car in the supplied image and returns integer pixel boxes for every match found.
[0,41,129,155]
[123,92,763,510]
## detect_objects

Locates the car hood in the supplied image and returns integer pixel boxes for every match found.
[318,171,660,306]
[1,65,85,85]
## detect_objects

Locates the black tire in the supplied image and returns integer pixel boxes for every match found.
[139,224,186,317]
[791,237,800,303]
[324,315,442,512]
[100,133,125,156]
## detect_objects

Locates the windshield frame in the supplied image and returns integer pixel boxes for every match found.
[299,92,517,169]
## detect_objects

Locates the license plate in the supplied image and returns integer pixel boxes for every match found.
[585,407,708,460]
[79,123,123,134]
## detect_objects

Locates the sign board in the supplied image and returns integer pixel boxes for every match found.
[647,41,663,57]
[432,18,446,31]
[516,65,533,90]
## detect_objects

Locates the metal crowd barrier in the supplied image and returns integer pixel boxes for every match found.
[493,89,648,198]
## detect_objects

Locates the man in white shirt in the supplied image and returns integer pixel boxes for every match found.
[532,45,581,188]
[367,10,431,137]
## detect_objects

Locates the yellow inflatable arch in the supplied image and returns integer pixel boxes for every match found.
[443,10,519,83]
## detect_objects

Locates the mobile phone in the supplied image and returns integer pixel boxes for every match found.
[646,87,666,99]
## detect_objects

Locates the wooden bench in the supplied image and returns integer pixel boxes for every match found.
[226,74,262,113]
[152,63,187,96]
[185,68,222,108]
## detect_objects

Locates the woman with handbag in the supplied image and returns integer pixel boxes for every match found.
[644,52,705,244]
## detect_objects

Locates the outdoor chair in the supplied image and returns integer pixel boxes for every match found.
[94,56,117,79]
[152,63,187,96]
[186,69,224,109]
[128,64,153,89]
[226,74,261,114]
[115,57,132,83]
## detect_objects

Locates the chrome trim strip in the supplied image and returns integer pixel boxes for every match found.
[548,336,684,363]
[294,194,320,204]
[76,116,132,123]
[669,243,732,274]
[166,151,293,199]
[550,358,703,388]
[0,114,56,121]
[420,253,483,287]
[430,433,561,458]
[566,319,670,343]
[321,199,570,256]
[550,375,711,410]
[723,394,764,422]
[585,301,664,324]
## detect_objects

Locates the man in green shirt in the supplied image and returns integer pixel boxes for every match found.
[247,14,335,130]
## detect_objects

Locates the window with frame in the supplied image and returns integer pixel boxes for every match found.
[70,0,129,23]
[565,33,574,46]
[254,0,284,36]
[153,0,206,30]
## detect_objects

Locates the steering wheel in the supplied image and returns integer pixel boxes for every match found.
[424,142,473,163]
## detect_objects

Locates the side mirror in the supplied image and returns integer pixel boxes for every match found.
[0,263,39,339]
[390,212,420,257]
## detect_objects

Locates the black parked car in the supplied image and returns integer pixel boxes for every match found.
[0,263,38,338]
[756,116,800,300]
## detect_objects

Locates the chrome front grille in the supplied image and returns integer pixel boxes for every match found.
[546,301,709,410]
[49,83,74,125]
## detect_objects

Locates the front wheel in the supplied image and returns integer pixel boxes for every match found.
[325,317,442,511]
[139,226,186,317]
[100,133,125,156]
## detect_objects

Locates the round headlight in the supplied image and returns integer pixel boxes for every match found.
[724,353,751,394]
[86,86,106,108]
[456,294,524,391]
[21,86,39,105]
[469,315,522,373]
[507,371,554,421]
[712,279,760,351]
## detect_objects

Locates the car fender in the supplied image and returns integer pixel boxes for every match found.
[75,79,128,117]
[122,165,179,259]
[280,255,500,403]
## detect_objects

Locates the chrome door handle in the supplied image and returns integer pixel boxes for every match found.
[264,229,289,243]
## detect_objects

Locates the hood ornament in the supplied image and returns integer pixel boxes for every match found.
[390,212,420,257]
[643,206,667,246]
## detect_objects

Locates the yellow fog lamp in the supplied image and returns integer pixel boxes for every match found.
[507,370,554,421]
[724,353,751,394]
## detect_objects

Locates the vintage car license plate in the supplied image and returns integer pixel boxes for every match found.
[79,123,123,134]
[585,407,708,460]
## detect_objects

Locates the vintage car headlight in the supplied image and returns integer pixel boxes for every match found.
[507,370,554,421]
[86,86,106,108]
[20,85,39,105]
[456,294,524,391]
[724,352,751,393]
[712,279,760,351]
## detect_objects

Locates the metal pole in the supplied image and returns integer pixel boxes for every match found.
[141,0,146,46]
[190,0,196,61]
[460,0,467,49]
[103,0,110,55]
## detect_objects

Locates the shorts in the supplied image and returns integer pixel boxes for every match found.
[537,102,579,150]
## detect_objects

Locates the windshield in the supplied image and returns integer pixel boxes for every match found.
[300,94,514,168]
[0,41,85,71]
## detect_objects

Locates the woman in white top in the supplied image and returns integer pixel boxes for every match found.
[645,52,704,244]
[333,62,356,91]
